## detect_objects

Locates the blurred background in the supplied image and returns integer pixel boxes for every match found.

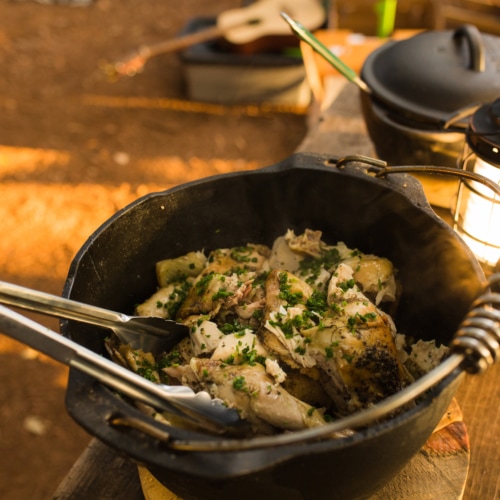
[0,1,498,499]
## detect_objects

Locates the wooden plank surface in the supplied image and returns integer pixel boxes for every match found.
[53,404,470,500]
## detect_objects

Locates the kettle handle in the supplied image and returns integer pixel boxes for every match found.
[453,24,485,72]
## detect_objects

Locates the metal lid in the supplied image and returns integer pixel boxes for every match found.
[468,98,500,165]
[361,25,500,127]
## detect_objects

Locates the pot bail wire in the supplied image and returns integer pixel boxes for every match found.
[450,273,500,374]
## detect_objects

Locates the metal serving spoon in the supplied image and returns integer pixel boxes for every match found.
[0,280,189,355]
[0,303,247,435]
[280,12,372,95]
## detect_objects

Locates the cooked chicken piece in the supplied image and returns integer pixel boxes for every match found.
[205,245,270,276]
[273,232,341,292]
[211,330,267,365]
[163,362,202,391]
[267,229,330,275]
[308,263,408,413]
[342,253,397,305]
[262,270,317,368]
[263,265,408,414]
[127,229,443,436]
[281,368,332,409]
[235,297,266,320]
[157,336,194,379]
[285,228,323,257]
[135,279,193,319]
[156,251,207,288]
[109,343,161,383]
[405,339,449,378]
[230,275,267,328]
[209,329,288,383]
[174,244,270,322]
[176,272,254,320]
[267,235,303,273]
[264,357,287,385]
[186,358,327,434]
[264,269,314,315]
[258,328,299,368]
[185,316,226,356]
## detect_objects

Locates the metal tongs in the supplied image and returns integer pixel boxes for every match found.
[0,284,247,436]
[0,280,189,355]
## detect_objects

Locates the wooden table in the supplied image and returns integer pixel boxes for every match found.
[52,82,500,500]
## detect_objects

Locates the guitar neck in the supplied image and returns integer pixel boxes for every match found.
[140,22,235,59]
[109,0,325,78]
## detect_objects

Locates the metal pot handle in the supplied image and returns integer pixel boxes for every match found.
[333,155,500,198]
[453,24,485,73]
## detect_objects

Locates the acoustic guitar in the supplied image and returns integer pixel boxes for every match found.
[108,0,326,78]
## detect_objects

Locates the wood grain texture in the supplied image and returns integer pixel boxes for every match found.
[135,398,470,500]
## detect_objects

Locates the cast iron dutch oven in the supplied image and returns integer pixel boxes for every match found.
[61,153,484,500]
[359,25,500,167]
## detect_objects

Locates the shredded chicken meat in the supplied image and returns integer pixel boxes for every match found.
[106,229,448,436]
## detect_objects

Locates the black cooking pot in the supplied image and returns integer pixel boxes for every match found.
[62,153,484,500]
[360,25,500,167]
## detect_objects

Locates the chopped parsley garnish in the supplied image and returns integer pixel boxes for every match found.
[298,247,341,277]
[347,312,378,332]
[158,350,183,369]
[136,358,158,382]
[269,310,315,338]
[220,320,246,335]
[241,345,266,366]
[224,354,235,365]
[230,246,259,264]
[252,308,264,321]
[305,290,328,314]
[211,288,234,301]
[232,376,246,391]
[294,345,306,355]
[195,272,215,296]
[278,272,304,306]
[342,352,354,363]
[325,341,339,358]
[153,279,191,318]
[338,279,356,292]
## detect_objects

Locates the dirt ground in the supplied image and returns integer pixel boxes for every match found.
[0,1,308,498]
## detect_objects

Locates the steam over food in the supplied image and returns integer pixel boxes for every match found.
[106,229,448,436]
